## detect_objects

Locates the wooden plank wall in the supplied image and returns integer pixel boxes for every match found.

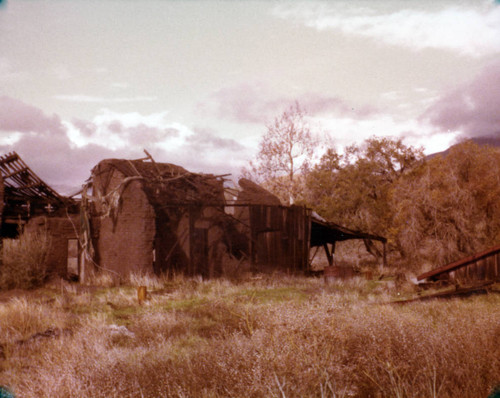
[249,205,311,271]
[449,252,500,284]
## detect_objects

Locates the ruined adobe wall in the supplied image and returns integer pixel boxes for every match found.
[25,215,80,278]
[93,167,156,276]
[0,174,4,220]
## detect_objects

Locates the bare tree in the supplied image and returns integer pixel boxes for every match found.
[243,102,317,205]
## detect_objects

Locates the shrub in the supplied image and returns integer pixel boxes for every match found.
[0,230,51,290]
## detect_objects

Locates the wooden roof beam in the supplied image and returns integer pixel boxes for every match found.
[0,152,20,165]
[3,167,30,180]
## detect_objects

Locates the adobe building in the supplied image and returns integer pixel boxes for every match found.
[86,157,230,279]
[1,151,387,282]
[0,152,81,279]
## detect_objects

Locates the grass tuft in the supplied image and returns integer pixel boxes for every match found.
[0,230,51,290]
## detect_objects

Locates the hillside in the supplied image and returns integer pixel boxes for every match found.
[427,135,500,159]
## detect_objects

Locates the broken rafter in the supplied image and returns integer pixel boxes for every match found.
[12,182,43,190]
[0,151,68,206]
[126,159,143,178]
[143,149,162,176]
[3,167,29,180]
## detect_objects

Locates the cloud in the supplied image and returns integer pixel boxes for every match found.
[0,99,254,192]
[68,109,247,158]
[0,135,128,194]
[65,109,188,151]
[0,96,65,136]
[423,60,500,139]
[273,2,500,57]
[188,128,245,152]
[327,115,458,156]
[65,111,252,181]
[69,118,180,147]
[200,83,376,124]
[299,93,376,118]
[198,83,283,124]
[53,95,157,103]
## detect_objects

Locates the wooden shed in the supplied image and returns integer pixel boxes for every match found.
[231,178,311,272]
[418,244,500,284]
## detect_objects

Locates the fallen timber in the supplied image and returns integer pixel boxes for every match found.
[390,280,497,305]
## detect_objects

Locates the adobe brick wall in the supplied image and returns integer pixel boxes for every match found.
[90,160,240,278]
[94,168,156,276]
[25,215,80,278]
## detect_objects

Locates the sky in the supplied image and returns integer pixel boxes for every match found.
[1,0,500,194]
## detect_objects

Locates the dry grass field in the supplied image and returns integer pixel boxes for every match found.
[0,273,499,398]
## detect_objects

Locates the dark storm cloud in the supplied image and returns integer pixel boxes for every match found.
[1,98,252,193]
[0,130,142,194]
[0,96,65,136]
[423,60,500,139]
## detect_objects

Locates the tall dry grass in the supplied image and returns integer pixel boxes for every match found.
[0,274,498,397]
[0,230,51,290]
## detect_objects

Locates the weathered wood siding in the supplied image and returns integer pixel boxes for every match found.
[249,205,311,271]
[449,253,500,284]
[418,243,500,284]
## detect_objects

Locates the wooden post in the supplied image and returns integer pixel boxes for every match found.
[137,286,147,304]
[323,243,333,266]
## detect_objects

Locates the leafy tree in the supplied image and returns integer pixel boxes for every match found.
[306,137,423,235]
[391,140,500,266]
[305,137,423,261]
[308,138,500,269]
[243,102,318,205]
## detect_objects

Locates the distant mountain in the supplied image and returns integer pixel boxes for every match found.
[427,136,500,159]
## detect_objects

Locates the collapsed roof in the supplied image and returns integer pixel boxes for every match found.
[310,212,387,247]
[90,157,228,207]
[0,152,73,224]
